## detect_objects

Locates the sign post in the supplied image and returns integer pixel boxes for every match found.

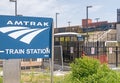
[0,15,53,83]
[3,60,21,83]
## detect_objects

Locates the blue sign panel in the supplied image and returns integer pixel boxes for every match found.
[0,15,53,59]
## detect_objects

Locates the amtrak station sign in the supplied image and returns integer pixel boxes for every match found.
[0,15,53,59]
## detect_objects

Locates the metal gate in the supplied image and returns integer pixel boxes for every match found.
[80,41,120,67]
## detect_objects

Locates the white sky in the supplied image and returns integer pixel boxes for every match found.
[0,0,120,27]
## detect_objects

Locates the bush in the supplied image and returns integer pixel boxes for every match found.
[63,56,120,83]
[70,56,100,79]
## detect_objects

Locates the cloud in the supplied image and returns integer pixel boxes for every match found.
[0,0,14,15]
[0,0,112,27]
[0,0,80,17]
[18,0,57,16]
[90,5,103,12]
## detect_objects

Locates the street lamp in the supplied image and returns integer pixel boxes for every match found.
[68,21,71,32]
[68,21,71,27]
[95,18,100,23]
[9,0,17,16]
[86,5,92,41]
[55,13,59,28]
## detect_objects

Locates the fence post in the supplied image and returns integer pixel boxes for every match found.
[96,41,99,59]
[116,46,118,67]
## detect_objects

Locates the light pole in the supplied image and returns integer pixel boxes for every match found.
[95,18,100,23]
[68,21,71,31]
[10,0,17,16]
[55,13,59,28]
[86,5,92,41]
[68,21,71,27]
[94,18,100,33]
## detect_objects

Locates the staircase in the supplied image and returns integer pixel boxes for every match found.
[88,29,116,42]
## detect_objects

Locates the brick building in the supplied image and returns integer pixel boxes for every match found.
[82,19,108,28]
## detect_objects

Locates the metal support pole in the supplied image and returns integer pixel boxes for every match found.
[15,0,17,16]
[116,46,118,67]
[86,7,88,41]
[10,0,17,16]
[96,41,99,59]
[86,6,92,42]
[50,22,54,83]
[50,58,54,83]
[3,1,20,83]
[68,21,71,31]
[55,13,59,28]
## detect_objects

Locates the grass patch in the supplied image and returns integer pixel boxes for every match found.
[0,77,3,83]
[21,71,66,83]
